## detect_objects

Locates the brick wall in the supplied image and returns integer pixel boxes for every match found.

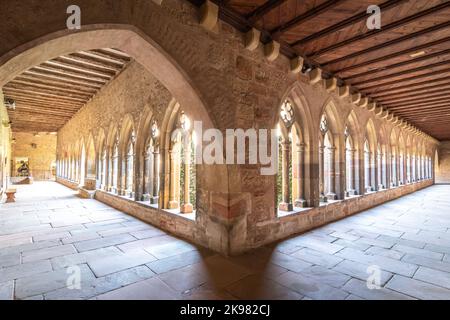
[12,132,57,180]
[436,141,450,184]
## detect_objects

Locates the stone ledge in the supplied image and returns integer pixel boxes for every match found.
[233,179,434,255]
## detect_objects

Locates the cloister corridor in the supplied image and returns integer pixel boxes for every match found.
[1,181,450,300]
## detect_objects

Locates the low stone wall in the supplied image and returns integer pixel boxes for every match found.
[57,177,433,255]
[236,179,433,254]
[56,177,79,190]
[94,189,203,248]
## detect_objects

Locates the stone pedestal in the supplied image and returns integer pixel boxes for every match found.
[294,198,307,208]
[320,194,328,203]
[168,200,179,209]
[83,178,96,190]
[150,196,159,204]
[326,192,337,200]
[278,202,293,212]
[142,193,151,201]
[180,203,193,213]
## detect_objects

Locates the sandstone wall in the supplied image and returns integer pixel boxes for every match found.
[0,92,12,195]
[436,141,450,184]
[11,132,57,180]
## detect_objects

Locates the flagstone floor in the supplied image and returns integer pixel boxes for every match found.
[1,181,450,300]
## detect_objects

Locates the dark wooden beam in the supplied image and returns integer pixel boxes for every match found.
[369,79,450,97]
[331,36,450,72]
[270,0,343,38]
[290,0,408,47]
[307,2,450,59]
[342,49,450,81]
[319,20,450,67]
[358,68,450,91]
[246,0,289,23]
[351,60,450,86]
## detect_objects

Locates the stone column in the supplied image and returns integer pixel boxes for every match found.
[180,137,193,213]
[294,143,306,208]
[151,150,160,204]
[279,140,293,211]
[319,145,326,202]
[168,149,179,209]
[326,146,337,200]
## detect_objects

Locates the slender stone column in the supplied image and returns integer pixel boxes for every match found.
[326,146,337,200]
[181,137,193,213]
[294,142,306,207]
[279,140,293,211]
[151,150,160,204]
[319,145,326,202]
[168,149,179,209]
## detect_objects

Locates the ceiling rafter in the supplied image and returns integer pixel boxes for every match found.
[306,1,450,59]
[3,48,131,132]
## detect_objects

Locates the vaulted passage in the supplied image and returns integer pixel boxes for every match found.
[1,0,450,301]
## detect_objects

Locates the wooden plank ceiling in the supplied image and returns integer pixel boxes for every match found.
[3,48,131,133]
[192,0,450,140]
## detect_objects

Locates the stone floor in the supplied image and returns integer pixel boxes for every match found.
[1,182,450,300]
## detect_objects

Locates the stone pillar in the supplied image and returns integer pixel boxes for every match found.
[279,140,293,211]
[168,149,179,209]
[326,146,337,200]
[319,145,327,202]
[180,137,193,213]
[151,150,160,204]
[294,143,306,208]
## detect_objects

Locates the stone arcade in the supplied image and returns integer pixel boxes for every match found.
[1,0,450,300]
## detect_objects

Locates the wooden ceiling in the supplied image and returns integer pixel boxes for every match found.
[3,48,131,133]
[191,0,450,140]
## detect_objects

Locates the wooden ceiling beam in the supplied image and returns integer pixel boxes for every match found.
[306,2,450,59]
[358,68,450,91]
[74,51,130,66]
[8,95,82,108]
[385,98,450,109]
[5,82,94,99]
[342,49,450,81]
[377,87,450,103]
[333,36,450,73]
[320,20,450,67]
[370,79,450,98]
[351,60,450,86]
[270,0,343,38]
[246,0,289,23]
[44,60,115,79]
[11,78,97,95]
[38,63,112,82]
[57,55,121,73]
[23,70,103,89]
[388,101,450,111]
[380,92,450,105]
[33,66,108,84]
[290,0,408,47]
[3,87,89,103]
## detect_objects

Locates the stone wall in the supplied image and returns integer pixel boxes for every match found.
[0,92,12,196]
[2,0,439,254]
[12,132,57,180]
[436,141,450,184]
